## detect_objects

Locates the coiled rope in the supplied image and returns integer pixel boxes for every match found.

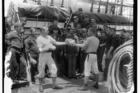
[107,39,134,93]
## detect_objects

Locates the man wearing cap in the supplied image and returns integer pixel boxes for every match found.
[48,20,60,35]
[71,16,81,29]
[5,22,27,81]
[72,27,100,90]
[81,15,90,28]
[36,27,66,91]
[75,8,84,24]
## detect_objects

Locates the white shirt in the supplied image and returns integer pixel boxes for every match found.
[36,35,56,52]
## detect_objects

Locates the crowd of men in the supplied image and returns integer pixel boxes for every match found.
[4,8,133,92]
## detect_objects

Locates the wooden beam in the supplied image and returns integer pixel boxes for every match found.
[94,1,133,8]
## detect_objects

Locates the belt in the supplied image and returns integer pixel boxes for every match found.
[40,50,52,53]
[10,46,22,52]
[86,52,97,61]
[86,52,97,54]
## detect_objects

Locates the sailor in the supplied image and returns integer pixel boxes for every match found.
[72,27,100,90]
[24,27,39,83]
[35,27,66,91]
[5,22,27,81]
[48,19,60,35]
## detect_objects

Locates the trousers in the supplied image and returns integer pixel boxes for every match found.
[84,54,99,77]
[36,52,57,78]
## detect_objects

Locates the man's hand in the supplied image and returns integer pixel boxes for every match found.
[74,34,79,40]
[30,57,37,64]
[65,38,76,46]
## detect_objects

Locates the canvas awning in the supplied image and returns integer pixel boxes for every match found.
[6,1,132,25]
[73,12,133,25]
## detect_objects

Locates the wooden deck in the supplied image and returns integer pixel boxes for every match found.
[12,77,109,93]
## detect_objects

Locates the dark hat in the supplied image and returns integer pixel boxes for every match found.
[79,8,83,11]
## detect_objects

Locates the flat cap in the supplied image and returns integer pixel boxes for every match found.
[14,22,22,27]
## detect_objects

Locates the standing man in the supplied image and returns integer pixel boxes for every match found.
[5,22,27,81]
[35,27,66,91]
[48,19,60,35]
[73,27,100,90]
[24,27,39,84]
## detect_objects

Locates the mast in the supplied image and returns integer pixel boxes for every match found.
[90,0,94,12]
[98,0,101,13]
[119,0,124,15]
[105,0,109,14]
[61,0,64,7]
[50,0,54,6]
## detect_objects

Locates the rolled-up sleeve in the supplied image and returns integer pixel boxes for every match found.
[36,37,43,52]
[49,36,56,45]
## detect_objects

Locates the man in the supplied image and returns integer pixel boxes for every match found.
[72,16,80,29]
[48,19,60,35]
[51,27,63,76]
[35,27,66,91]
[73,27,100,90]
[24,27,39,83]
[96,28,106,72]
[5,22,27,81]
[75,8,84,24]
[65,29,79,78]
[103,28,129,80]
[81,15,90,29]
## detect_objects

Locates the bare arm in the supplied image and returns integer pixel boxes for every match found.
[49,36,66,46]
[75,43,85,48]
[107,46,114,58]
[54,41,66,46]
[74,37,88,48]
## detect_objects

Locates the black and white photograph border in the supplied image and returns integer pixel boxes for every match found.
[2,0,137,93]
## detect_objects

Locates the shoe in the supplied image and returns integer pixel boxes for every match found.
[39,85,43,92]
[52,85,63,89]
[79,86,88,91]
[78,84,88,91]
[93,83,99,89]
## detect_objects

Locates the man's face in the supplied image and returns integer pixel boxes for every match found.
[67,26,71,30]
[53,30,58,34]
[84,17,89,22]
[97,31,101,37]
[42,29,49,35]
[76,24,81,29]
[91,19,96,25]
[54,20,58,25]
[15,26,22,33]
[106,29,114,35]
[74,17,79,23]
[87,29,92,36]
